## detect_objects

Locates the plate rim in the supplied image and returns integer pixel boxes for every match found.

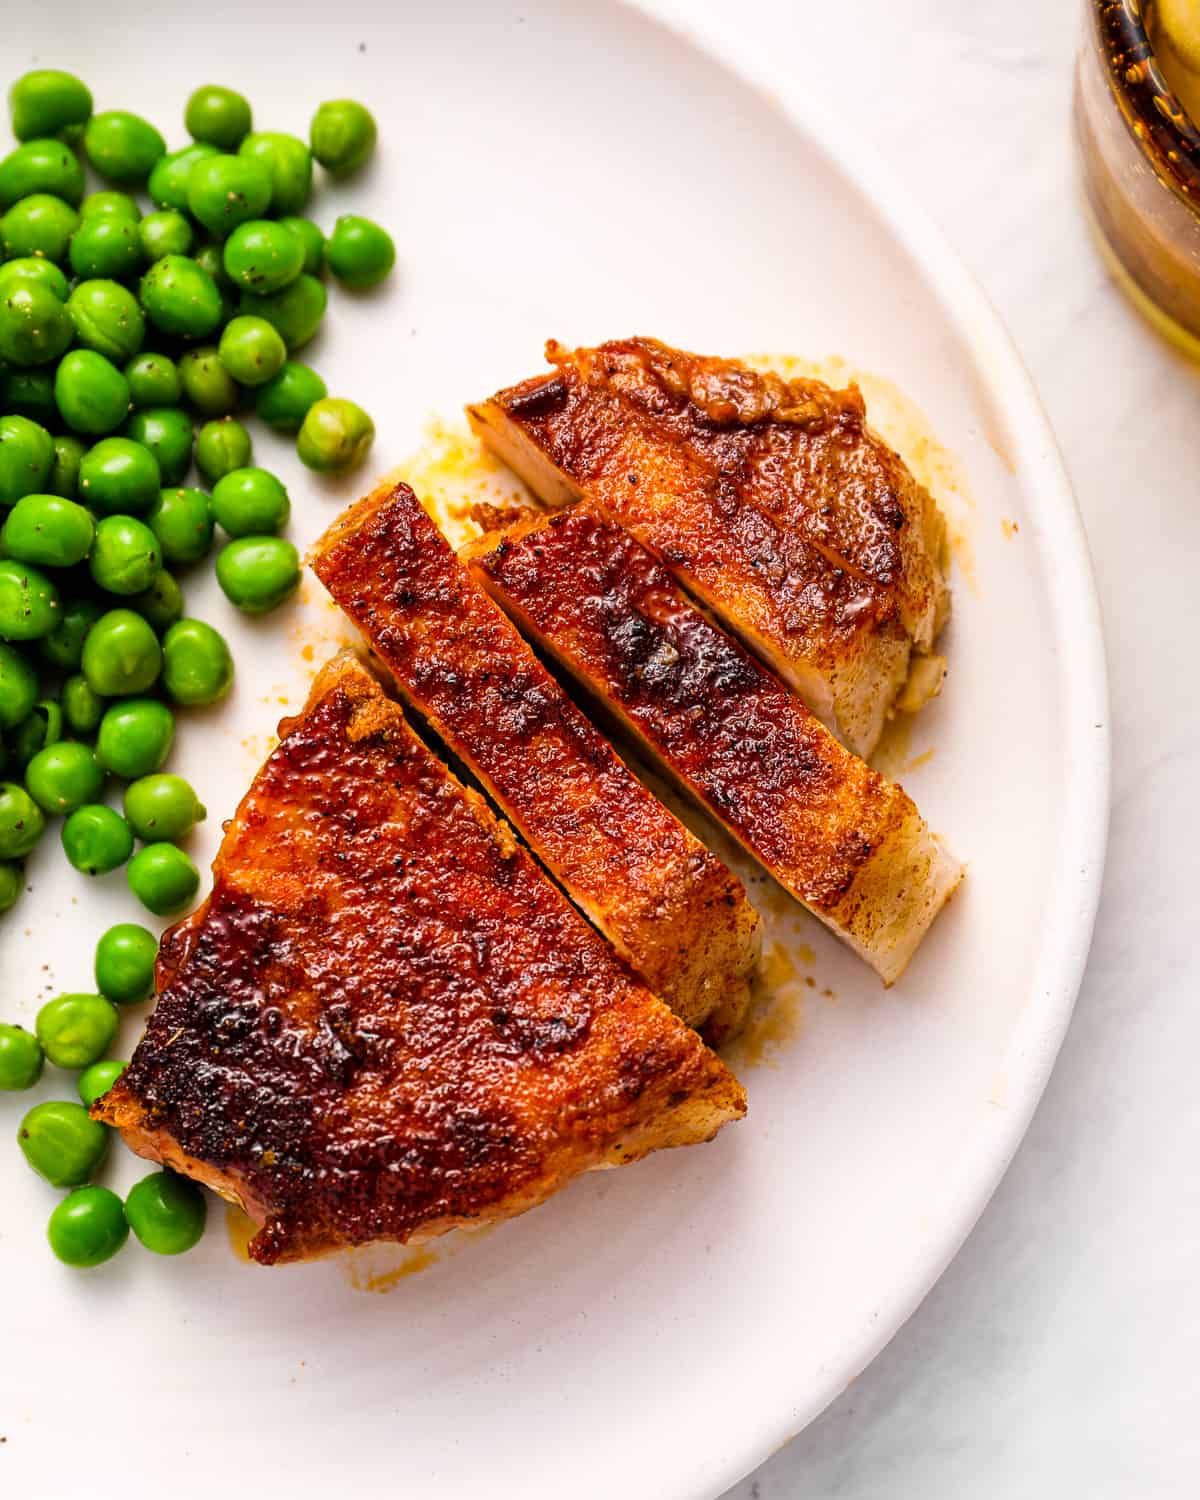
[628,3,1112,1493]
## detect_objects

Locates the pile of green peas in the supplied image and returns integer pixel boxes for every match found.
[1,919,206,1266]
[1,70,395,920]
[2,73,395,1269]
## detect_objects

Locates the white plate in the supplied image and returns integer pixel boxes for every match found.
[0,3,1108,1497]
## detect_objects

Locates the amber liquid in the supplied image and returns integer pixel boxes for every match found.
[1077,3,1200,358]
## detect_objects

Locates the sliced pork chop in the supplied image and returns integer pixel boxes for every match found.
[310,480,759,1043]
[465,508,962,985]
[468,337,951,757]
[94,653,746,1264]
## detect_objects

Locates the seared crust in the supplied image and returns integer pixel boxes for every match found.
[94,653,745,1264]
[467,337,950,757]
[310,481,759,1041]
[465,509,962,985]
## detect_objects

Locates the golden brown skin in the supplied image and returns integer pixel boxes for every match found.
[310,481,759,1041]
[94,654,746,1265]
[466,509,962,985]
[467,337,950,757]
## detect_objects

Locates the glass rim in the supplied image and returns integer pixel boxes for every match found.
[1091,0,1200,203]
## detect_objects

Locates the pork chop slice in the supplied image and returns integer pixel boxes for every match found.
[94,653,745,1264]
[468,337,950,757]
[464,507,962,986]
[309,481,760,1042]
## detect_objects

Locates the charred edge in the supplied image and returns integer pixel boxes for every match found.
[502,376,568,418]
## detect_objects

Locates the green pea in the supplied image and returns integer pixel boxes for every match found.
[185,85,252,151]
[124,772,205,841]
[6,702,53,768]
[127,841,199,915]
[81,609,162,696]
[61,802,134,875]
[126,1169,207,1254]
[61,673,103,734]
[80,190,139,221]
[238,131,311,213]
[211,465,289,536]
[0,282,74,366]
[1,369,57,426]
[124,407,193,486]
[84,110,165,186]
[78,436,161,515]
[38,597,102,670]
[1,493,94,568]
[129,569,183,632]
[55,350,131,435]
[222,218,304,294]
[252,361,325,435]
[297,397,375,474]
[68,215,143,280]
[95,698,173,778]
[0,1022,42,1090]
[138,209,193,262]
[25,739,102,814]
[123,352,180,408]
[326,214,395,291]
[17,713,56,773]
[0,256,71,300]
[310,99,377,177]
[0,193,79,263]
[161,617,232,706]
[0,413,53,504]
[178,345,238,416]
[8,697,61,766]
[192,241,232,290]
[139,253,223,340]
[0,859,22,912]
[89,514,161,596]
[217,314,285,387]
[95,921,157,1002]
[146,141,219,212]
[65,278,144,364]
[194,416,251,483]
[0,780,44,856]
[0,642,38,729]
[186,153,271,238]
[278,216,324,276]
[19,1099,109,1185]
[77,1057,127,1107]
[239,272,326,351]
[0,138,85,208]
[9,71,93,144]
[0,373,49,430]
[0,557,60,640]
[36,991,119,1070]
[146,486,213,565]
[48,1185,129,1267]
[48,434,86,498]
[216,536,300,614]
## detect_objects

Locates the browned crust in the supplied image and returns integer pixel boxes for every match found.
[467,337,950,756]
[94,653,745,1264]
[309,481,759,1040]
[464,509,961,983]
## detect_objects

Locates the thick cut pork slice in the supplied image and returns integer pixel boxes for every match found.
[310,481,759,1043]
[94,653,745,1265]
[464,508,962,985]
[467,337,951,757]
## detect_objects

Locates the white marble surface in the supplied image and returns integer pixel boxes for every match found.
[637,1,1199,1495]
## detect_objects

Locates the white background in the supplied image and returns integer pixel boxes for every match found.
[640,1,1200,1496]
